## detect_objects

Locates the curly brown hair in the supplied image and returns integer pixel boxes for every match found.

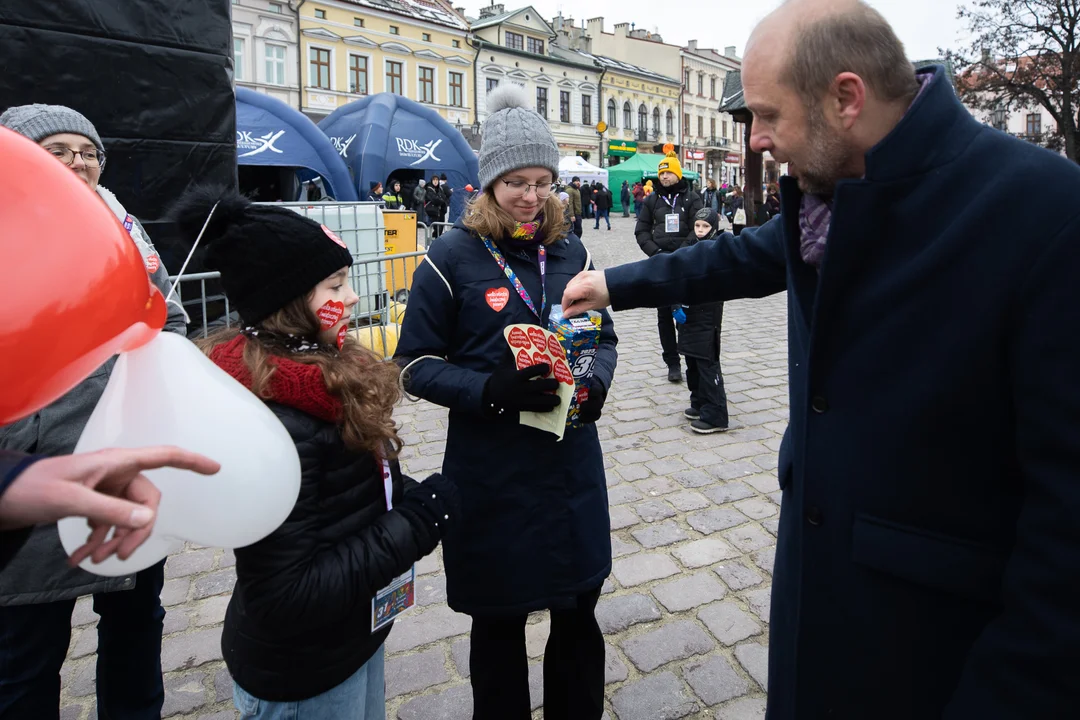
[462,191,570,245]
[198,296,403,458]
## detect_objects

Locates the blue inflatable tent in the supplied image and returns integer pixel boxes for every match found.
[319,93,479,221]
[235,87,357,201]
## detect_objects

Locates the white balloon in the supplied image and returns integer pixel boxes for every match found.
[58,332,302,576]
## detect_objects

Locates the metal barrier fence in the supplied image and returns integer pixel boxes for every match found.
[425,221,455,242]
[170,250,426,360]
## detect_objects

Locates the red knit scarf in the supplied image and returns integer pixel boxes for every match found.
[209,335,342,423]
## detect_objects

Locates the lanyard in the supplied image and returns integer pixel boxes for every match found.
[661,193,681,212]
[382,459,393,511]
[480,237,547,320]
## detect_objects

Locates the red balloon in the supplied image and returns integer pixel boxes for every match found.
[0,128,165,425]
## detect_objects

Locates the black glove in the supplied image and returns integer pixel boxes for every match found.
[397,473,461,555]
[578,378,607,424]
[482,364,561,416]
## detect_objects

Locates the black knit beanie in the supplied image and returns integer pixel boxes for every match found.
[171,185,354,325]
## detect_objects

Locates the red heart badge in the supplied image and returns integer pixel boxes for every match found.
[145,254,160,274]
[486,287,509,312]
[553,359,574,385]
[516,349,533,368]
[527,327,548,348]
[316,300,345,330]
[547,336,564,358]
[321,224,348,248]
[507,327,531,349]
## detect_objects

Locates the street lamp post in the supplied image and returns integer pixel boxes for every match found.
[992,106,1007,132]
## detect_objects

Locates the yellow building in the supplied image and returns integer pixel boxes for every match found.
[299,0,473,124]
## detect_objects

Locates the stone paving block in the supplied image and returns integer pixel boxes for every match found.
[610,671,701,720]
[650,427,690,443]
[636,476,681,496]
[671,469,713,488]
[161,629,223,672]
[612,449,655,465]
[743,588,772,623]
[214,666,233,702]
[667,490,710,511]
[687,507,749,535]
[652,572,727,612]
[672,537,740,568]
[707,461,759,481]
[715,561,764,591]
[59,706,82,720]
[734,497,778,520]
[615,464,650,482]
[385,605,472,653]
[631,520,687,548]
[609,505,638,530]
[753,548,776,574]
[61,659,95,698]
[744,473,780,494]
[649,440,695,459]
[417,574,447,606]
[683,450,724,468]
[611,536,639,558]
[195,595,230,626]
[723,524,776,553]
[615,408,657,422]
[192,569,236,599]
[451,636,471,677]
[683,654,750,706]
[396,683,473,720]
[164,548,217,579]
[769,490,783,506]
[633,499,677,523]
[69,628,97,659]
[611,553,680,587]
[219,549,236,568]
[71,597,98,627]
[595,593,662,634]
[198,713,236,720]
[605,643,628,684]
[621,619,715,672]
[602,578,615,594]
[698,601,763,646]
[735,642,770,690]
[529,662,543,710]
[703,481,756,505]
[613,420,656,436]
[526,616,550,658]
[762,517,781,536]
[162,671,207,718]
[160,578,190,607]
[385,647,450,699]
[645,457,689,475]
[717,697,768,720]
[608,484,645,506]
[163,607,190,635]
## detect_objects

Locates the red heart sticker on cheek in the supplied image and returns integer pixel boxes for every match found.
[337,325,348,350]
[317,300,345,330]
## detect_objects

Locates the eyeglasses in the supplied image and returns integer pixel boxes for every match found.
[501,179,557,199]
[45,146,106,169]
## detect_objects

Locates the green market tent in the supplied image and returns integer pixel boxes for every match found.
[607,153,699,212]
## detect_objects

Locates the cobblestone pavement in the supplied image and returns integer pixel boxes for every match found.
[58,213,788,720]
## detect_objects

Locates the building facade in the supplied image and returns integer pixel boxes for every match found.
[231,0,302,108]
[681,40,742,187]
[469,5,603,160]
[298,0,472,125]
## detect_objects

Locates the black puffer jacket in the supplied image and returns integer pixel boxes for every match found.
[634,179,704,256]
[424,183,447,220]
[222,402,459,702]
[677,225,724,360]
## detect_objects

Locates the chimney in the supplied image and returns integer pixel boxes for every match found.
[687,39,698,51]
[479,3,505,19]
[454,7,465,15]
[614,22,629,37]
[724,45,737,58]
[586,17,603,36]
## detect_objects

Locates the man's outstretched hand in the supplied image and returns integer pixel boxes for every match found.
[0,447,220,565]
[561,270,611,317]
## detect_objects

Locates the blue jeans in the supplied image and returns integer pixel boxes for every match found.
[0,561,165,720]
[593,209,610,229]
[233,645,386,720]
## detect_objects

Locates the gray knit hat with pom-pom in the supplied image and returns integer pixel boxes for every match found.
[478,85,560,190]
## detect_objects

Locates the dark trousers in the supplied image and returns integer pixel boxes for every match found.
[634,200,643,217]
[572,217,584,239]
[621,200,630,217]
[657,307,680,368]
[469,585,604,720]
[0,561,165,720]
[593,209,610,229]
[686,355,729,426]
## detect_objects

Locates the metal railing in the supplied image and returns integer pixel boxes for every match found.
[170,250,427,360]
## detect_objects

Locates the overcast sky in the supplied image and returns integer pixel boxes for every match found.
[459,0,971,62]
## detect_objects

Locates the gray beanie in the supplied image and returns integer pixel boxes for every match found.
[0,104,104,153]
[478,85,560,190]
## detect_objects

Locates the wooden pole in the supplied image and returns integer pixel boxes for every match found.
[743,120,763,227]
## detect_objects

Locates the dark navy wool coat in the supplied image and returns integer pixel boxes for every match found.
[605,66,1080,719]
[396,223,618,615]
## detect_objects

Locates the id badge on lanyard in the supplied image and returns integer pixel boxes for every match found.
[662,194,681,234]
[372,459,416,631]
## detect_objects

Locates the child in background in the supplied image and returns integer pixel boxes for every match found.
[172,186,460,720]
[679,207,730,434]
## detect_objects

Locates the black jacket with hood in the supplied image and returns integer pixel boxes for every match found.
[634,178,704,256]
[677,207,724,360]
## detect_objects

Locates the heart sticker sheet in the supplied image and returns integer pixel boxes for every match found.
[503,324,575,440]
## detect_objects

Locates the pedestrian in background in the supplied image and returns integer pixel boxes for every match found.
[0,102,188,720]
[567,176,584,238]
[633,146,703,383]
[413,178,427,213]
[702,179,721,213]
[620,180,631,217]
[439,172,452,223]
[381,179,405,209]
[632,181,644,217]
[367,181,384,203]
[593,182,612,231]
[395,84,617,720]
[425,175,447,237]
[176,186,459,720]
